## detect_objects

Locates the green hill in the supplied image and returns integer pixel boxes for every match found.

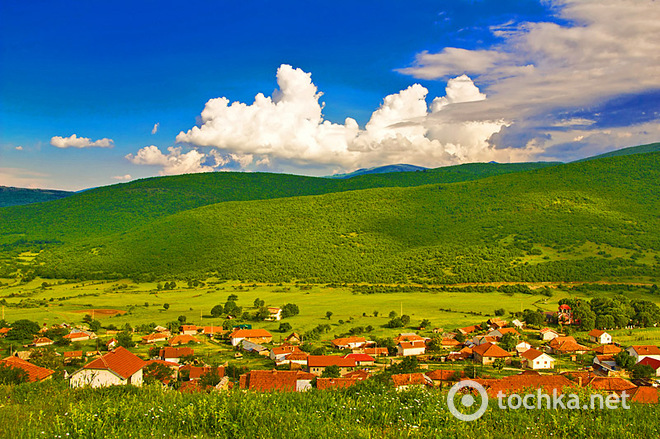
[0,161,557,245]
[0,186,72,208]
[575,141,660,162]
[31,152,660,283]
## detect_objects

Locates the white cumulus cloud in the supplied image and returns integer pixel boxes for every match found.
[112,174,132,181]
[151,123,159,134]
[50,134,114,149]
[125,145,213,175]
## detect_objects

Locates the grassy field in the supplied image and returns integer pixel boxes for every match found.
[2,277,660,347]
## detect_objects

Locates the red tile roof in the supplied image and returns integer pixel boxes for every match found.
[458,325,480,335]
[159,347,194,359]
[316,378,360,390]
[168,334,200,346]
[141,333,169,342]
[394,333,425,343]
[343,369,370,380]
[272,345,301,356]
[343,353,375,362]
[0,356,55,382]
[83,347,146,379]
[180,325,198,331]
[441,338,461,347]
[364,347,389,356]
[472,342,511,358]
[180,365,225,380]
[287,352,309,361]
[628,386,659,404]
[639,357,660,371]
[240,370,315,391]
[391,373,432,387]
[64,332,91,340]
[592,344,621,355]
[202,326,226,335]
[63,351,83,358]
[398,340,426,349]
[33,337,53,345]
[585,377,636,393]
[521,348,546,361]
[630,345,660,356]
[588,329,607,337]
[230,329,272,339]
[495,328,519,336]
[425,369,462,381]
[0,327,11,335]
[308,355,356,368]
[331,336,367,347]
[475,372,575,397]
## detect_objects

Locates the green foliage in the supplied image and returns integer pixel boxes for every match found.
[320,365,341,378]
[494,308,505,316]
[5,319,40,341]
[326,311,333,319]
[199,368,222,387]
[499,333,518,351]
[143,362,173,385]
[278,322,292,333]
[117,331,134,348]
[387,356,419,375]
[0,364,29,384]
[615,350,636,370]
[631,364,655,380]
[210,304,224,317]
[492,359,506,371]
[281,303,300,318]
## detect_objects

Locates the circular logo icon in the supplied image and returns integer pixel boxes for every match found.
[447,380,489,422]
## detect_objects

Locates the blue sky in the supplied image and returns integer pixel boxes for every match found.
[1,0,659,190]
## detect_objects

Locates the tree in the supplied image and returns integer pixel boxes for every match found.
[227,294,239,302]
[320,365,341,378]
[253,298,265,308]
[89,320,102,333]
[614,350,636,370]
[6,319,40,341]
[455,333,466,343]
[499,333,518,352]
[143,362,173,385]
[148,346,161,358]
[373,311,379,317]
[389,356,418,374]
[522,309,544,327]
[400,315,411,326]
[200,368,222,387]
[419,319,431,329]
[211,305,224,318]
[0,364,29,385]
[631,364,655,380]
[326,311,333,320]
[163,303,170,310]
[494,308,506,316]
[493,359,506,371]
[281,303,300,318]
[117,331,134,348]
[278,322,292,333]
[388,311,397,319]
[29,348,60,370]
[177,315,187,324]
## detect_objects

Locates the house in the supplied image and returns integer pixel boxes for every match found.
[364,347,389,357]
[287,352,309,369]
[472,342,512,365]
[64,330,96,342]
[511,319,524,329]
[584,377,637,396]
[515,341,532,354]
[397,340,426,357]
[270,345,301,363]
[548,336,589,355]
[0,327,12,337]
[593,355,620,375]
[626,345,660,363]
[447,347,473,361]
[202,326,226,337]
[343,353,375,367]
[153,325,170,335]
[521,348,555,370]
[425,369,463,386]
[180,365,224,380]
[331,336,367,350]
[592,344,621,355]
[33,337,54,347]
[265,308,282,321]
[488,328,520,340]
[458,325,481,336]
[63,351,84,364]
[240,340,269,355]
[474,371,574,397]
[285,333,301,345]
[169,334,200,346]
[487,318,507,329]
[69,347,146,388]
[239,370,315,392]
[343,369,371,380]
[229,329,272,346]
[0,357,55,382]
[316,377,361,390]
[638,357,660,376]
[106,338,118,349]
[588,329,612,344]
[159,347,194,363]
[307,355,356,376]
[180,325,198,336]
[391,373,433,390]
[141,333,169,344]
[441,338,462,349]
[539,328,560,341]
[472,335,498,346]
[395,333,425,343]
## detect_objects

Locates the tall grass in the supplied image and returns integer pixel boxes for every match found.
[1,380,658,438]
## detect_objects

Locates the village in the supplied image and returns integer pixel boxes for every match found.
[1,302,659,404]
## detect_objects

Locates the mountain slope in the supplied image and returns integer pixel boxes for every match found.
[0,161,557,245]
[35,152,660,283]
[575,142,660,162]
[327,164,428,178]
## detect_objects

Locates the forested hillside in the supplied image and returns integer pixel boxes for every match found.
[26,152,660,283]
[0,186,72,208]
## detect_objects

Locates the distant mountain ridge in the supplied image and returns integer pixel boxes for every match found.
[327,164,428,179]
[574,142,660,162]
[0,186,73,208]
